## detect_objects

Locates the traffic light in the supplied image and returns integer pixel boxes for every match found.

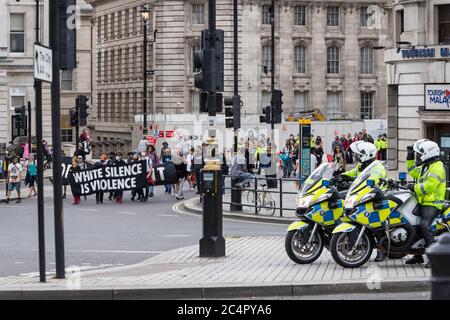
[193,29,224,93]
[224,95,241,130]
[70,108,78,127]
[14,106,26,129]
[59,0,77,70]
[272,89,283,124]
[259,106,271,124]
[199,92,223,116]
[78,95,90,126]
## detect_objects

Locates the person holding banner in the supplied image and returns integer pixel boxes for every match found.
[147,146,159,198]
[162,148,173,195]
[114,152,126,203]
[95,154,108,204]
[69,157,81,205]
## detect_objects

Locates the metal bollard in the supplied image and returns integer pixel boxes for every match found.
[428,233,450,300]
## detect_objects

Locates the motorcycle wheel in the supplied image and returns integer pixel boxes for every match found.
[330,232,374,268]
[285,228,324,264]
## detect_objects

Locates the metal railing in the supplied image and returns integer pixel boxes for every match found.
[222,174,300,217]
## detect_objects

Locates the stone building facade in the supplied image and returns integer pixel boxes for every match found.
[384,0,450,172]
[88,0,390,156]
[0,0,92,153]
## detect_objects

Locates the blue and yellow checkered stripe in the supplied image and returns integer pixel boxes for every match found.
[349,200,402,229]
[306,201,344,227]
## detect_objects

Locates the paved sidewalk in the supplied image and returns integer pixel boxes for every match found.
[0,236,430,299]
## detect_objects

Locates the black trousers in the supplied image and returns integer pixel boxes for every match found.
[96,192,104,203]
[418,205,440,247]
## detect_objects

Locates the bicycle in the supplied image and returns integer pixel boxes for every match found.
[245,181,276,216]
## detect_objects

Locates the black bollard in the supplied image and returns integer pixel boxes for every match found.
[428,233,450,300]
[199,160,225,257]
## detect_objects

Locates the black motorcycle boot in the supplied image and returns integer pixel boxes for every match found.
[374,250,387,262]
[405,255,424,265]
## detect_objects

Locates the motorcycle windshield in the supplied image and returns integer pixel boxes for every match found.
[300,162,337,196]
[346,160,384,197]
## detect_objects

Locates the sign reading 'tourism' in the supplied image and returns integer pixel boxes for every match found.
[425,84,450,110]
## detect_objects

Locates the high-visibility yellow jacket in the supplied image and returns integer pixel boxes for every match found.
[310,137,315,148]
[342,163,364,178]
[375,138,388,151]
[407,159,447,210]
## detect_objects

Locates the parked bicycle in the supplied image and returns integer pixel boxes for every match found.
[244,181,276,216]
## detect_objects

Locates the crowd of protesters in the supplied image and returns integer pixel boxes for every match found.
[1,126,387,204]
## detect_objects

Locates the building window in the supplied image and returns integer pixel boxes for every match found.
[294,6,306,26]
[192,3,205,25]
[360,47,374,74]
[262,4,271,25]
[294,92,307,112]
[294,46,306,74]
[191,91,200,113]
[97,93,102,121]
[10,14,25,53]
[327,6,340,27]
[327,47,340,74]
[262,45,272,72]
[111,13,115,38]
[192,45,201,73]
[360,6,373,27]
[361,92,373,119]
[61,115,73,143]
[10,94,25,110]
[261,91,271,109]
[439,5,450,44]
[61,70,73,91]
[327,92,340,120]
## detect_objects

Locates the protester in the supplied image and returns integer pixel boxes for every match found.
[114,152,126,203]
[362,129,374,143]
[333,145,346,177]
[173,150,187,200]
[69,157,81,205]
[281,139,293,178]
[147,145,159,198]
[95,154,108,204]
[162,147,173,195]
[137,136,150,153]
[107,151,116,201]
[43,140,52,169]
[312,136,324,166]
[186,147,195,191]
[25,154,37,198]
[221,148,229,195]
[4,156,23,204]
[193,144,205,194]
[130,153,144,201]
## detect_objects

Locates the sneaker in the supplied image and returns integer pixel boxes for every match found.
[189,187,194,191]
[149,193,154,198]
[62,194,66,199]
[425,261,431,268]
[374,251,386,262]
[4,199,9,204]
[96,201,99,204]
[16,199,21,203]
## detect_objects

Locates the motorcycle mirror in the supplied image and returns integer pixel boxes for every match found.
[322,180,331,187]
[399,172,407,181]
[367,179,375,187]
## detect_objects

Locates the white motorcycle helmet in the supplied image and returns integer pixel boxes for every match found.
[350,141,377,164]
[413,139,440,163]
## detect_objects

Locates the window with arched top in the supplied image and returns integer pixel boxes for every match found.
[294,46,306,74]
[327,47,340,74]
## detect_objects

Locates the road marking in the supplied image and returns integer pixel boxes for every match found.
[79,208,99,212]
[146,234,193,238]
[117,211,137,215]
[64,249,163,254]
[158,214,178,217]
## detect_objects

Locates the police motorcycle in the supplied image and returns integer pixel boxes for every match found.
[330,162,450,268]
[285,162,354,264]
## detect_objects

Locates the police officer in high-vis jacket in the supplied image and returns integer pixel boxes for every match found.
[406,139,446,267]
[338,141,389,262]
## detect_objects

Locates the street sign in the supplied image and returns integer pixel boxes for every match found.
[34,44,53,83]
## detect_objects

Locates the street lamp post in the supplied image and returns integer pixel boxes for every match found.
[141,6,150,135]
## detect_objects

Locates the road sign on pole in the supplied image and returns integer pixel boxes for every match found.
[34,44,53,83]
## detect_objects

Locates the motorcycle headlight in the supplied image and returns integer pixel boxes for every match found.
[344,195,359,209]
[296,195,314,209]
